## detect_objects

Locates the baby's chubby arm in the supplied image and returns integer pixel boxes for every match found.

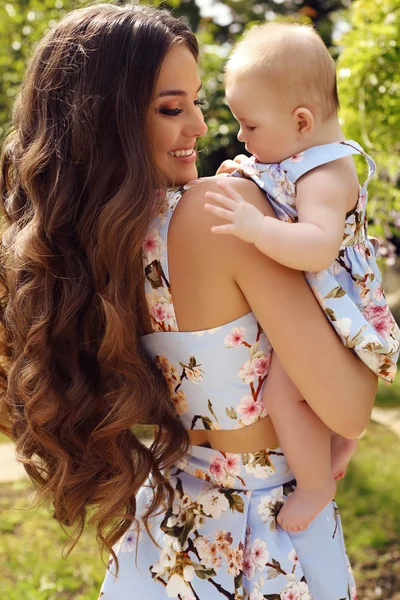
[205,160,354,272]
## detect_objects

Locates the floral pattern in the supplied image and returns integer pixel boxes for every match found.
[233,140,400,384]
[99,187,358,599]
[100,444,356,600]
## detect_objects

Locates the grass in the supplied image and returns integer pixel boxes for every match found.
[375,369,400,408]
[336,421,400,598]
[0,479,104,599]
[0,421,399,599]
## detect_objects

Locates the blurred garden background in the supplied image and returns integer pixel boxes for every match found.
[0,0,399,598]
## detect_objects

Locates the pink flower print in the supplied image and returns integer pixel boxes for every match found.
[281,587,300,600]
[142,227,164,263]
[224,453,241,476]
[236,395,263,425]
[171,389,188,416]
[193,536,211,560]
[226,546,244,576]
[214,530,232,553]
[354,243,367,259]
[186,367,203,384]
[362,302,395,340]
[209,456,226,483]
[243,549,257,580]
[288,548,299,565]
[151,302,168,323]
[198,489,230,519]
[281,580,311,600]
[253,354,271,377]
[289,152,304,163]
[209,542,222,569]
[358,192,367,212]
[372,286,384,302]
[251,539,269,569]
[238,360,257,384]
[224,327,247,348]
[147,288,175,328]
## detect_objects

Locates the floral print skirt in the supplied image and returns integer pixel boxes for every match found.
[99,445,356,600]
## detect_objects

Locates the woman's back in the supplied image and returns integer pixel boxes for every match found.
[102,181,363,600]
[142,187,274,451]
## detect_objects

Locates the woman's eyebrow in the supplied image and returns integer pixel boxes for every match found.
[157,83,202,98]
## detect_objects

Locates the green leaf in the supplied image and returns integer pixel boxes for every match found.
[266,567,280,580]
[225,406,237,419]
[201,416,213,430]
[325,307,337,321]
[195,568,217,580]
[144,262,162,289]
[230,494,244,514]
[324,286,346,299]
[207,399,218,421]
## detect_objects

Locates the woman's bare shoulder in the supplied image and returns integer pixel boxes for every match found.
[175,175,275,230]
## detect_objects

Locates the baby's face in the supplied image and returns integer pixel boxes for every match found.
[226,76,300,164]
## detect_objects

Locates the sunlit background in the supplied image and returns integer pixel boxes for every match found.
[0,1,399,598]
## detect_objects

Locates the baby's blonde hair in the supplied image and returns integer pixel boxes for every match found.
[225,22,339,119]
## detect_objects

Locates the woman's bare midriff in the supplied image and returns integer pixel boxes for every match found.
[187,415,279,453]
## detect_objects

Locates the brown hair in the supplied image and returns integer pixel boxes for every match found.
[226,22,339,119]
[0,3,197,570]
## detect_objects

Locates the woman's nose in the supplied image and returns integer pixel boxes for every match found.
[185,107,208,138]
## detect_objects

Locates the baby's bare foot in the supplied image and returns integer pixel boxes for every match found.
[277,479,337,532]
[331,437,358,481]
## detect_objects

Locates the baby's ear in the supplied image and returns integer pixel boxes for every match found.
[293,107,314,138]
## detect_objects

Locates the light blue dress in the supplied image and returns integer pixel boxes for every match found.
[232,140,400,384]
[99,188,356,600]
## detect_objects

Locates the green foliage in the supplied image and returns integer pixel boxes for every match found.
[0,479,103,599]
[337,0,400,240]
[0,0,398,237]
[0,0,85,138]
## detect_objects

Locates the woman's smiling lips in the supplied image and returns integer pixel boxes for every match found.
[168,146,197,162]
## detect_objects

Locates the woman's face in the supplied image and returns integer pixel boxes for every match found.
[149,43,208,186]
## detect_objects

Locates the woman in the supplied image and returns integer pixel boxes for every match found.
[0,4,376,600]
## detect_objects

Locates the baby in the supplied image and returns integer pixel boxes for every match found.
[204,23,400,532]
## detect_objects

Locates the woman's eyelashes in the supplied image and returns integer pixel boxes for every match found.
[158,98,205,117]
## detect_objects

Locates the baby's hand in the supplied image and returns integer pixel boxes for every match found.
[216,154,249,175]
[204,179,264,244]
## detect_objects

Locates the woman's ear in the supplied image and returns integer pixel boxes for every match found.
[293,107,314,138]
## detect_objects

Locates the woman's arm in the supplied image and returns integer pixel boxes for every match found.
[184,177,377,438]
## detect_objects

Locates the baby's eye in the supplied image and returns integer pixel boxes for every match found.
[246,125,256,131]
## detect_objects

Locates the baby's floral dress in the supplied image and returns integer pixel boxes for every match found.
[99,187,357,600]
[232,140,400,384]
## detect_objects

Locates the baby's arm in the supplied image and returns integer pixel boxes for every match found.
[205,161,354,271]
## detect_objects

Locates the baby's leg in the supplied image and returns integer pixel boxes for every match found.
[263,356,336,532]
[331,432,358,481]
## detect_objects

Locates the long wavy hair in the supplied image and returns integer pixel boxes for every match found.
[0,3,197,569]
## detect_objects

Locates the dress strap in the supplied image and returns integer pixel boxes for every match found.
[280,140,376,187]
[142,187,185,333]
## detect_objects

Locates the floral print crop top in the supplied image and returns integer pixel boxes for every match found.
[141,188,272,431]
